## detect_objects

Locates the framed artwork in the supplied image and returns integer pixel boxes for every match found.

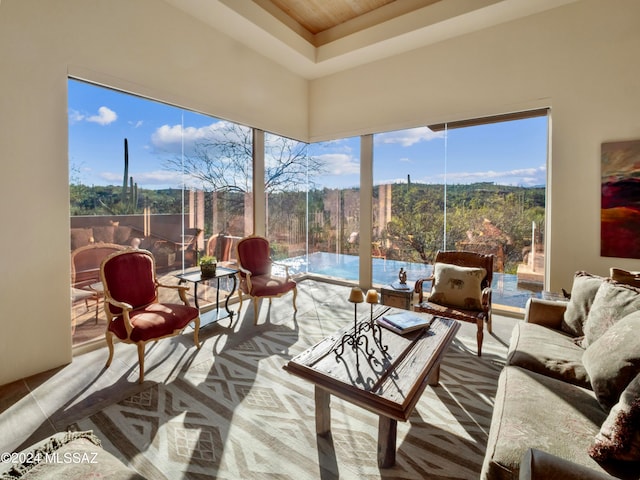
[601,139,640,258]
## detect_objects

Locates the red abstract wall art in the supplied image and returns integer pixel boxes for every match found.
[601,139,640,258]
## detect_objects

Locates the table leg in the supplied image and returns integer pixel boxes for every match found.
[315,386,331,436]
[225,274,237,320]
[377,416,397,468]
[215,276,221,317]
[179,278,200,310]
[428,364,440,386]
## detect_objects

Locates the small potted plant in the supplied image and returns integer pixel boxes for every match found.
[199,255,217,278]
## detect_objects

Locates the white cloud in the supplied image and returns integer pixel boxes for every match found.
[375,127,443,147]
[314,153,360,176]
[151,120,245,155]
[87,106,117,125]
[68,109,85,124]
[69,106,117,126]
[129,120,144,128]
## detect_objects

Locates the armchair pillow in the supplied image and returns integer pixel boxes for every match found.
[583,310,640,410]
[429,263,486,311]
[561,271,606,337]
[582,280,640,348]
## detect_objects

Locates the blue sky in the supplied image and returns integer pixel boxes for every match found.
[68,79,548,190]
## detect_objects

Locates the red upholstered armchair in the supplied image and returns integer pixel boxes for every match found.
[100,249,201,383]
[236,235,297,323]
[414,250,493,356]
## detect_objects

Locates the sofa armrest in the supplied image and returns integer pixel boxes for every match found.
[520,449,617,480]
[523,298,568,330]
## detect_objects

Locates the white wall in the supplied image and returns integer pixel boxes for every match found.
[309,0,640,292]
[0,0,307,386]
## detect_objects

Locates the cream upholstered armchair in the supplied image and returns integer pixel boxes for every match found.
[236,235,297,323]
[414,250,493,356]
[100,249,201,383]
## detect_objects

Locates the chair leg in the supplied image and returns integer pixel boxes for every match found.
[253,298,259,325]
[193,316,201,349]
[292,287,298,312]
[238,290,243,311]
[486,312,493,334]
[105,331,114,368]
[476,318,484,357]
[137,342,146,384]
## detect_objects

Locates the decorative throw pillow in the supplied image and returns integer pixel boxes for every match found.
[114,225,132,245]
[583,311,640,410]
[561,271,606,337]
[582,279,640,348]
[91,225,115,244]
[70,228,93,250]
[610,268,640,288]
[430,263,486,311]
[589,373,640,462]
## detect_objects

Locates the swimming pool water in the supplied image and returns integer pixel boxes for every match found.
[281,252,541,310]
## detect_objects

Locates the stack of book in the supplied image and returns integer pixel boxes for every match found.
[377,311,432,335]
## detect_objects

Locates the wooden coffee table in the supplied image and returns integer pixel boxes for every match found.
[283,307,460,467]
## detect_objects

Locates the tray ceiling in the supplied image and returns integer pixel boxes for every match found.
[163,0,580,78]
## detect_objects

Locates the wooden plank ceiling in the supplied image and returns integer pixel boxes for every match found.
[266,0,433,35]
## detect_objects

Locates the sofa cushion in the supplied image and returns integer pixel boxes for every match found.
[481,366,608,480]
[507,321,590,388]
[588,374,640,464]
[429,263,486,311]
[583,280,640,348]
[114,225,132,245]
[519,449,620,480]
[583,311,640,410]
[70,228,93,250]
[561,271,606,337]
[91,225,116,244]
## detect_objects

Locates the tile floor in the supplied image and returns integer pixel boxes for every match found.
[0,279,518,457]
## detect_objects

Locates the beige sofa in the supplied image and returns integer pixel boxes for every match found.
[481,271,640,480]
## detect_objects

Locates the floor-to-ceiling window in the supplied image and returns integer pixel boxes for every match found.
[70,79,549,333]
[68,79,251,346]
[272,137,362,278]
[372,111,549,309]
[264,132,309,260]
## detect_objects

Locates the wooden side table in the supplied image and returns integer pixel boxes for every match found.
[381,282,414,310]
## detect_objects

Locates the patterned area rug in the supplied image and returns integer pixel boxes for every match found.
[73,281,512,479]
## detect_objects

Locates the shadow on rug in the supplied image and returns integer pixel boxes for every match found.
[73,300,508,479]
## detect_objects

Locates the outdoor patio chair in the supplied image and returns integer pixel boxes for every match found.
[236,235,297,323]
[207,233,233,262]
[70,242,126,324]
[414,250,493,356]
[100,249,201,383]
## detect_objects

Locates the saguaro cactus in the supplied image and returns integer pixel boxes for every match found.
[100,138,139,214]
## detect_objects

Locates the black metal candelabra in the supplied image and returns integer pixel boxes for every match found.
[333,288,388,369]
